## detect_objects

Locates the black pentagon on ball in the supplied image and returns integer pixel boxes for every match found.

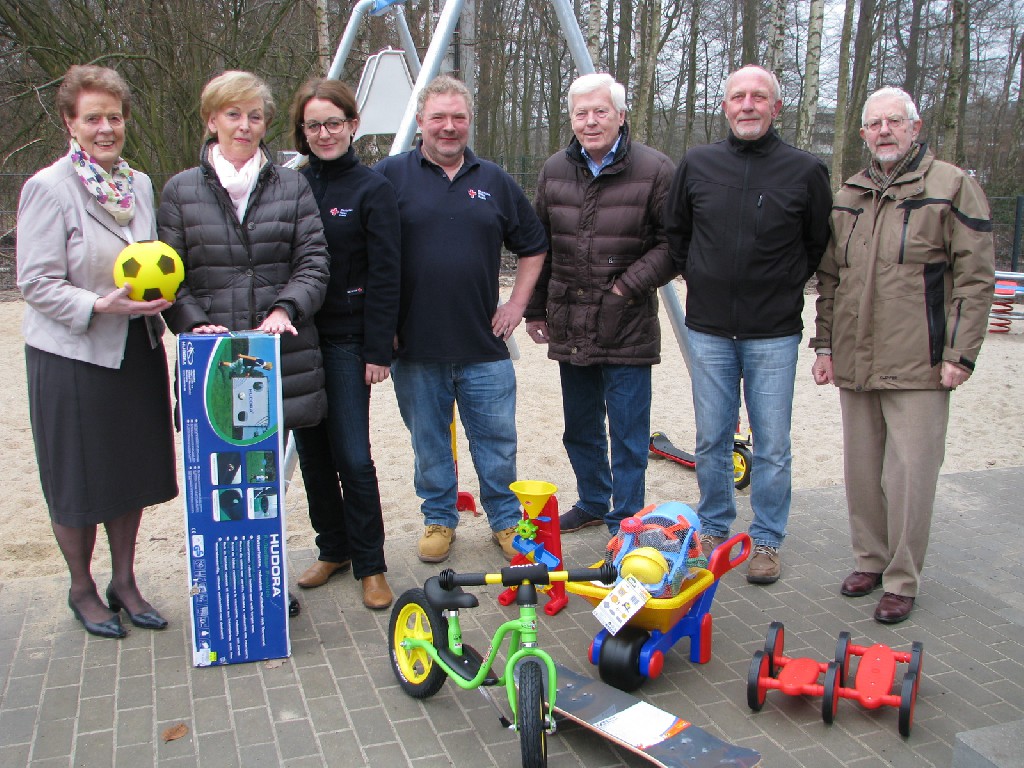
[121,257,142,278]
[142,287,164,301]
[157,254,177,275]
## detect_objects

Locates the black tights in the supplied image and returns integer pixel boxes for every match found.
[54,509,154,623]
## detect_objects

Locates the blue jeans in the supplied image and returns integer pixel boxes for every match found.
[688,330,799,548]
[293,340,386,579]
[559,363,652,532]
[392,358,520,531]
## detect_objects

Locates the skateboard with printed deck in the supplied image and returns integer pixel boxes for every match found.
[553,663,761,767]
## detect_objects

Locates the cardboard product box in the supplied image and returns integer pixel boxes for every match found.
[178,332,290,666]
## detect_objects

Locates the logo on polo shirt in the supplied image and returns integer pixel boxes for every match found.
[329,207,354,217]
[467,189,491,201]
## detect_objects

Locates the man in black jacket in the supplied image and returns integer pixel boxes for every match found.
[664,65,831,584]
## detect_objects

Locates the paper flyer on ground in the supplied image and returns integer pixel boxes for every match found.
[178,333,290,666]
[594,700,691,749]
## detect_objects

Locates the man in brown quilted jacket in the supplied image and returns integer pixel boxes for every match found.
[526,73,676,536]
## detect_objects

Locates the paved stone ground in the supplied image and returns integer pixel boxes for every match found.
[1,467,1022,767]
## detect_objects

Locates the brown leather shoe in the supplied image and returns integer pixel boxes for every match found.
[746,545,781,584]
[297,559,351,589]
[361,573,393,610]
[840,571,883,597]
[874,592,915,624]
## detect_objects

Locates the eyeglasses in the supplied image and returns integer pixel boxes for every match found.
[301,118,351,136]
[863,116,907,132]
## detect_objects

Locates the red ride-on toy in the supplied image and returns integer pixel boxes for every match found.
[747,621,924,737]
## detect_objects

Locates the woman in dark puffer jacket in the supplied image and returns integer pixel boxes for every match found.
[159,71,329,619]
[159,70,329,429]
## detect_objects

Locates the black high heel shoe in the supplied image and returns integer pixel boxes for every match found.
[106,585,168,630]
[68,592,126,639]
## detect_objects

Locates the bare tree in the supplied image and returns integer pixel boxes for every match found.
[831,0,858,188]
[842,0,880,180]
[900,0,927,99]
[633,0,664,142]
[742,0,759,65]
[939,0,969,164]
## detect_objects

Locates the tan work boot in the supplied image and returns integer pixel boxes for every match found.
[699,534,726,560]
[747,545,781,584]
[418,525,456,563]
[361,573,394,610]
[296,559,351,588]
[492,527,518,561]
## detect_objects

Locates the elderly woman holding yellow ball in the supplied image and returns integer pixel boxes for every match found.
[16,64,178,640]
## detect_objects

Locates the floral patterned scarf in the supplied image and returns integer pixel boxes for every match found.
[69,139,135,225]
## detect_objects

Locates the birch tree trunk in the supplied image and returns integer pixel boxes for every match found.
[588,0,602,67]
[315,0,330,75]
[797,0,825,151]
[765,0,786,74]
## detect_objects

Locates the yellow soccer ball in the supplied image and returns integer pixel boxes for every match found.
[113,240,184,302]
[619,547,670,585]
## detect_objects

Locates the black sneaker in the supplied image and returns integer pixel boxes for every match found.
[288,591,300,618]
[558,505,604,533]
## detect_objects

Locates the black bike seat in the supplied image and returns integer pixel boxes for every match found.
[425,576,480,610]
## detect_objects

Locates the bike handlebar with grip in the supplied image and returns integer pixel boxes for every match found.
[438,562,616,591]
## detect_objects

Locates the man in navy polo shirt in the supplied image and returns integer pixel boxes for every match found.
[375,75,547,564]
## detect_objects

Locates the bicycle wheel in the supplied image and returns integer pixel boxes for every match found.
[389,589,448,698]
[733,445,752,490]
[517,660,547,768]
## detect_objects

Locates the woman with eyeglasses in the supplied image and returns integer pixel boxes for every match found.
[285,78,400,610]
[158,71,330,616]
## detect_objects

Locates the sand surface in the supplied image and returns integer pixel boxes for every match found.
[2,281,1021,587]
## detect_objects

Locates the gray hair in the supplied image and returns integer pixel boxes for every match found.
[416,74,473,116]
[568,73,627,114]
[722,65,782,104]
[862,87,920,125]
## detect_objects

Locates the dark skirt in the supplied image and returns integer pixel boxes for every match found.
[26,319,178,527]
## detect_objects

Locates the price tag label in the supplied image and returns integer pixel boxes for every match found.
[593,574,651,635]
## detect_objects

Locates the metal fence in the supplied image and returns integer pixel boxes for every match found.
[2,168,1022,293]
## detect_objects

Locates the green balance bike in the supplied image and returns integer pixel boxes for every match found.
[389,561,617,768]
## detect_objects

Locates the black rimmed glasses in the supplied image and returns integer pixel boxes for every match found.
[302,118,351,136]
[863,116,907,132]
